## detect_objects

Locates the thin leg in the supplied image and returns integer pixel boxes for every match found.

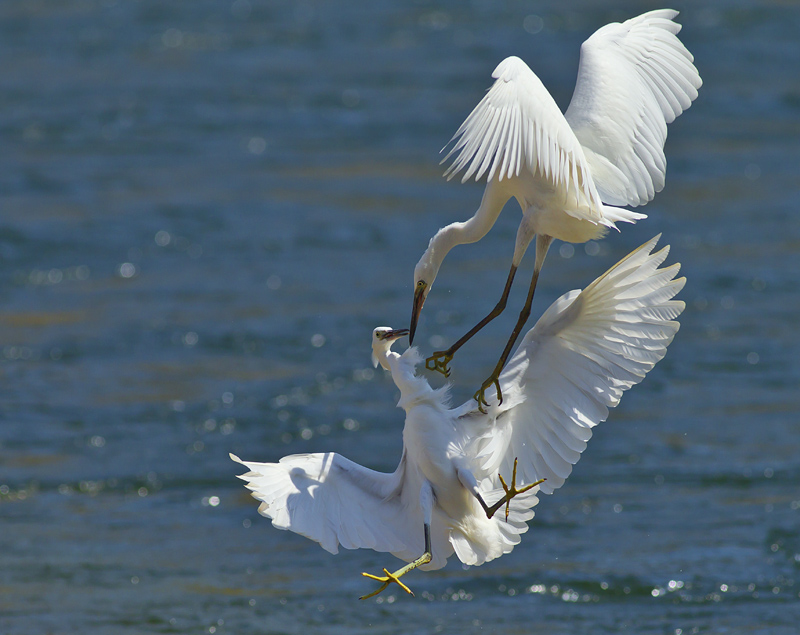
[426,264,518,377]
[360,524,431,600]
[457,459,545,522]
[474,235,553,412]
[360,481,434,600]
[484,458,546,521]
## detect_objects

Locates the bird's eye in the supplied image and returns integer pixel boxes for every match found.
[417,281,425,289]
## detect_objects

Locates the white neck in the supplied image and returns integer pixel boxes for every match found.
[377,348,440,412]
[416,179,509,284]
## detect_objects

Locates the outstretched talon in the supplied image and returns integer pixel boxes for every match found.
[425,350,453,377]
[360,551,432,600]
[485,458,546,521]
[360,568,414,600]
[473,372,503,414]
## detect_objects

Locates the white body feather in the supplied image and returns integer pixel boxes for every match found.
[233,235,685,570]
[415,10,701,296]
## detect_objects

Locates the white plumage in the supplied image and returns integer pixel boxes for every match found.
[442,9,701,213]
[233,235,685,595]
[410,10,700,407]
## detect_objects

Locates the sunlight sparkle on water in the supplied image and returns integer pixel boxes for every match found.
[118,263,136,278]
[202,496,220,507]
[311,333,326,347]
[89,435,106,448]
[523,14,543,34]
[248,137,267,155]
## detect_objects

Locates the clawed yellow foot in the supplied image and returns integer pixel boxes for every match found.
[473,373,503,414]
[486,458,546,521]
[359,551,432,600]
[360,568,414,600]
[425,351,453,377]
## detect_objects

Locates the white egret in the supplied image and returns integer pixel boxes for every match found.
[409,9,701,409]
[232,236,685,599]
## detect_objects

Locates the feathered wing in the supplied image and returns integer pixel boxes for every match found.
[565,10,702,207]
[441,56,604,221]
[231,452,444,566]
[447,477,540,567]
[465,234,684,494]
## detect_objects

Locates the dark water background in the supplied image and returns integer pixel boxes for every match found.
[2,1,799,633]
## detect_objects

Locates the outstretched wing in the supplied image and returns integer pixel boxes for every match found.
[441,56,604,220]
[466,235,684,494]
[231,452,435,565]
[565,10,701,207]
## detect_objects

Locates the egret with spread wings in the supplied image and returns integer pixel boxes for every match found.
[233,236,684,599]
[409,9,700,410]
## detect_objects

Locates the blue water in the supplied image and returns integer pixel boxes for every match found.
[2,1,799,633]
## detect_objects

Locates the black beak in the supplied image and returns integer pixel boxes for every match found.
[381,328,409,341]
[409,284,426,345]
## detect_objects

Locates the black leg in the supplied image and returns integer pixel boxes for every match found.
[426,264,518,377]
[483,458,546,521]
[474,235,553,411]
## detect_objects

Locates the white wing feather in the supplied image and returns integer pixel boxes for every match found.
[442,56,604,220]
[565,10,702,207]
[230,452,450,568]
[468,234,684,494]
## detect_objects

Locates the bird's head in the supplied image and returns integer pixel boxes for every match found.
[371,326,409,370]
[410,258,436,345]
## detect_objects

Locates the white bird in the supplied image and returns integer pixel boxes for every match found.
[409,9,701,409]
[232,236,685,599]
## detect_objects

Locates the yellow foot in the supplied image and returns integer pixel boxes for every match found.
[425,350,453,377]
[473,373,503,414]
[360,568,414,600]
[486,458,546,521]
[359,551,432,600]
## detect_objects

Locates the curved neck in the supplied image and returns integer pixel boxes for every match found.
[387,353,422,396]
[381,350,438,411]
[418,179,509,281]
[375,349,418,393]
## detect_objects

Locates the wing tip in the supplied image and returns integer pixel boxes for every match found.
[637,232,663,257]
[493,55,527,81]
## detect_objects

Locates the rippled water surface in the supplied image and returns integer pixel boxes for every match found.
[2,1,799,634]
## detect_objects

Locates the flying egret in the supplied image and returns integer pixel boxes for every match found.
[232,235,684,599]
[409,9,701,409]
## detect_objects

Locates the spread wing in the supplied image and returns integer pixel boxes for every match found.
[565,10,702,207]
[464,234,685,494]
[231,451,442,566]
[441,56,604,220]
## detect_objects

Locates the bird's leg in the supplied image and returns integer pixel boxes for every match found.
[473,268,541,411]
[426,264,518,377]
[474,235,553,412]
[483,458,546,521]
[360,523,432,600]
[360,482,434,600]
[458,460,545,522]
